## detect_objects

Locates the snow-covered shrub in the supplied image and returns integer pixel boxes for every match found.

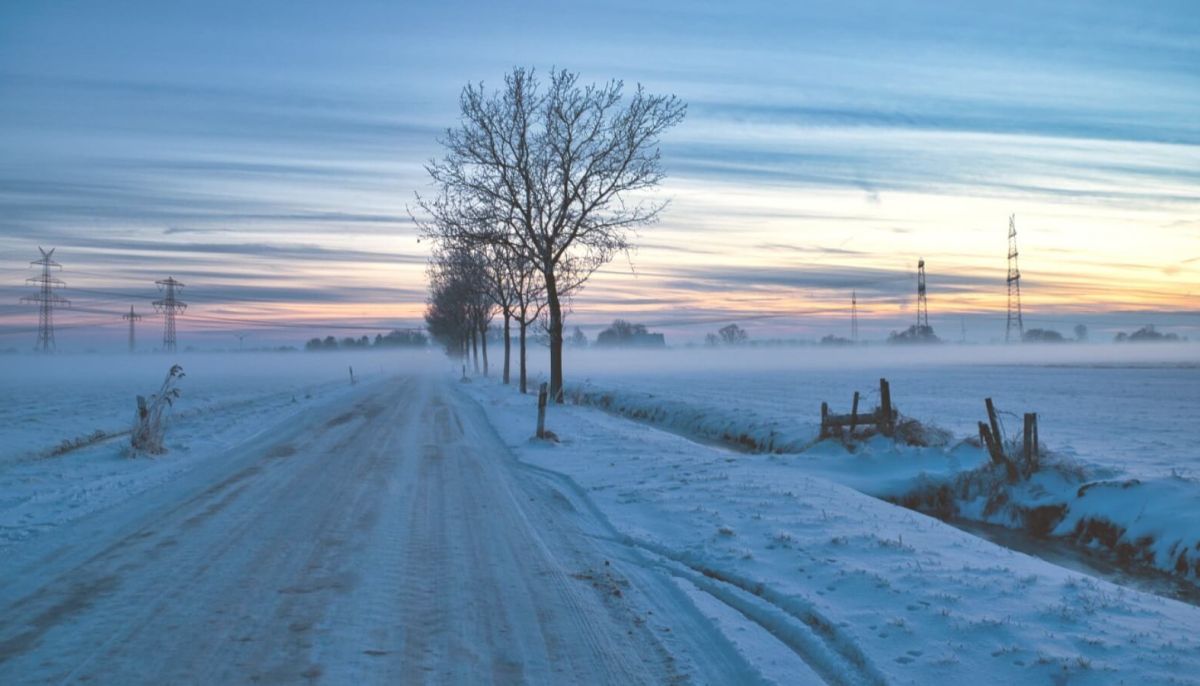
[130,364,185,455]
[838,414,951,449]
[893,416,952,447]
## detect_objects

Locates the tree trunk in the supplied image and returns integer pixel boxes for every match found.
[545,269,564,403]
[471,328,479,373]
[480,323,489,377]
[502,313,511,385]
[519,321,528,394]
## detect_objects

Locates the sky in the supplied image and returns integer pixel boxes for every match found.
[1,0,1198,350]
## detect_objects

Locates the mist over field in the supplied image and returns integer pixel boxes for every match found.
[549,340,1200,375]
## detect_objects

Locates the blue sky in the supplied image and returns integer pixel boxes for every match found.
[1,1,1198,349]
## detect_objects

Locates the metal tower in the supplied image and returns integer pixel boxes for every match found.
[122,305,143,353]
[153,277,187,353]
[21,247,70,352]
[1006,215,1024,342]
[916,258,928,330]
[851,290,859,343]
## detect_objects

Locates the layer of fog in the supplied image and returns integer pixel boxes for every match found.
[0,349,447,393]
[1,342,1194,394]
[544,341,1199,380]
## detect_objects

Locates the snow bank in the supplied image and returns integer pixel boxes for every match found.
[469,378,1200,685]
[1058,476,1200,576]
[565,382,816,452]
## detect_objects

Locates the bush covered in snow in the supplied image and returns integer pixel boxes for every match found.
[130,364,185,455]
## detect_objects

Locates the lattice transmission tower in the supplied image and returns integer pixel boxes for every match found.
[851,290,859,343]
[916,258,928,331]
[21,247,70,352]
[123,305,143,353]
[153,277,187,353]
[1006,214,1024,343]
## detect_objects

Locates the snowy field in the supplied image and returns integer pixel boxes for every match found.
[548,343,1199,480]
[0,350,435,547]
[518,344,1200,581]
[2,346,1199,683]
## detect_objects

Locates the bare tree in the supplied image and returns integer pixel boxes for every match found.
[717,323,748,345]
[425,255,472,359]
[477,242,521,384]
[510,251,547,393]
[426,247,494,373]
[462,251,496,375]
[421,68,685,401]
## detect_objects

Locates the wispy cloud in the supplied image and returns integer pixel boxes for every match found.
[0,0,1196,346]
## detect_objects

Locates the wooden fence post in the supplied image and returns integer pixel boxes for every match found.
[820,402,829,439]
[349,366,355,385]
[1023,412,1039,473]
[879,378,893,437]
[980,421,1017,480]
[985,398,1003,452]
[849,391,860,433]
[1031,413,1039,461]
[536,382,548,439]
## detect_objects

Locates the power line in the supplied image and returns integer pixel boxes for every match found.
[122,305,143,353]
[1007,214,1025,342]
[20,247,70,352]
[851,290,859,343]
[153,277,187,353]
[916,258,928,330]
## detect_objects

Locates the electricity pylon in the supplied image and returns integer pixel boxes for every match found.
[123,305,143,353]
[916,258,928,330]
[21,247,70,352]
[1006,215,1024,343]
[153,277,187,353]
[851,290,859,343]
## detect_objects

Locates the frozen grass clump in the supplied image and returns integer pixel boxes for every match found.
[130,364,185,456]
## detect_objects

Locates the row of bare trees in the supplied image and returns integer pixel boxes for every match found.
[424,242,545,392]
[418,67,685,400]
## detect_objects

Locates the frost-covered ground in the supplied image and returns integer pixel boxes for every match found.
[0,350,429,547]
[471,370,1200,684]
[3,369,763,684]
[519,344,1200,581]
[1,347,1198,683]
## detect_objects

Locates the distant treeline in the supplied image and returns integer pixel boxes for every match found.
[304,329,428,351]
[1114,325,1184,343]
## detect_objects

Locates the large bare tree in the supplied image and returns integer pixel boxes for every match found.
[422,68,685,401]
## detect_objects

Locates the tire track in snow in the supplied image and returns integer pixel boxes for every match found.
[2,374,777,683]
[628,540,889,686]
[450,386,773,685]
[0,381,405,682]
[512,459,887,686]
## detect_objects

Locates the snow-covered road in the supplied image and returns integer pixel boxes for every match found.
[0,375,760,684]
